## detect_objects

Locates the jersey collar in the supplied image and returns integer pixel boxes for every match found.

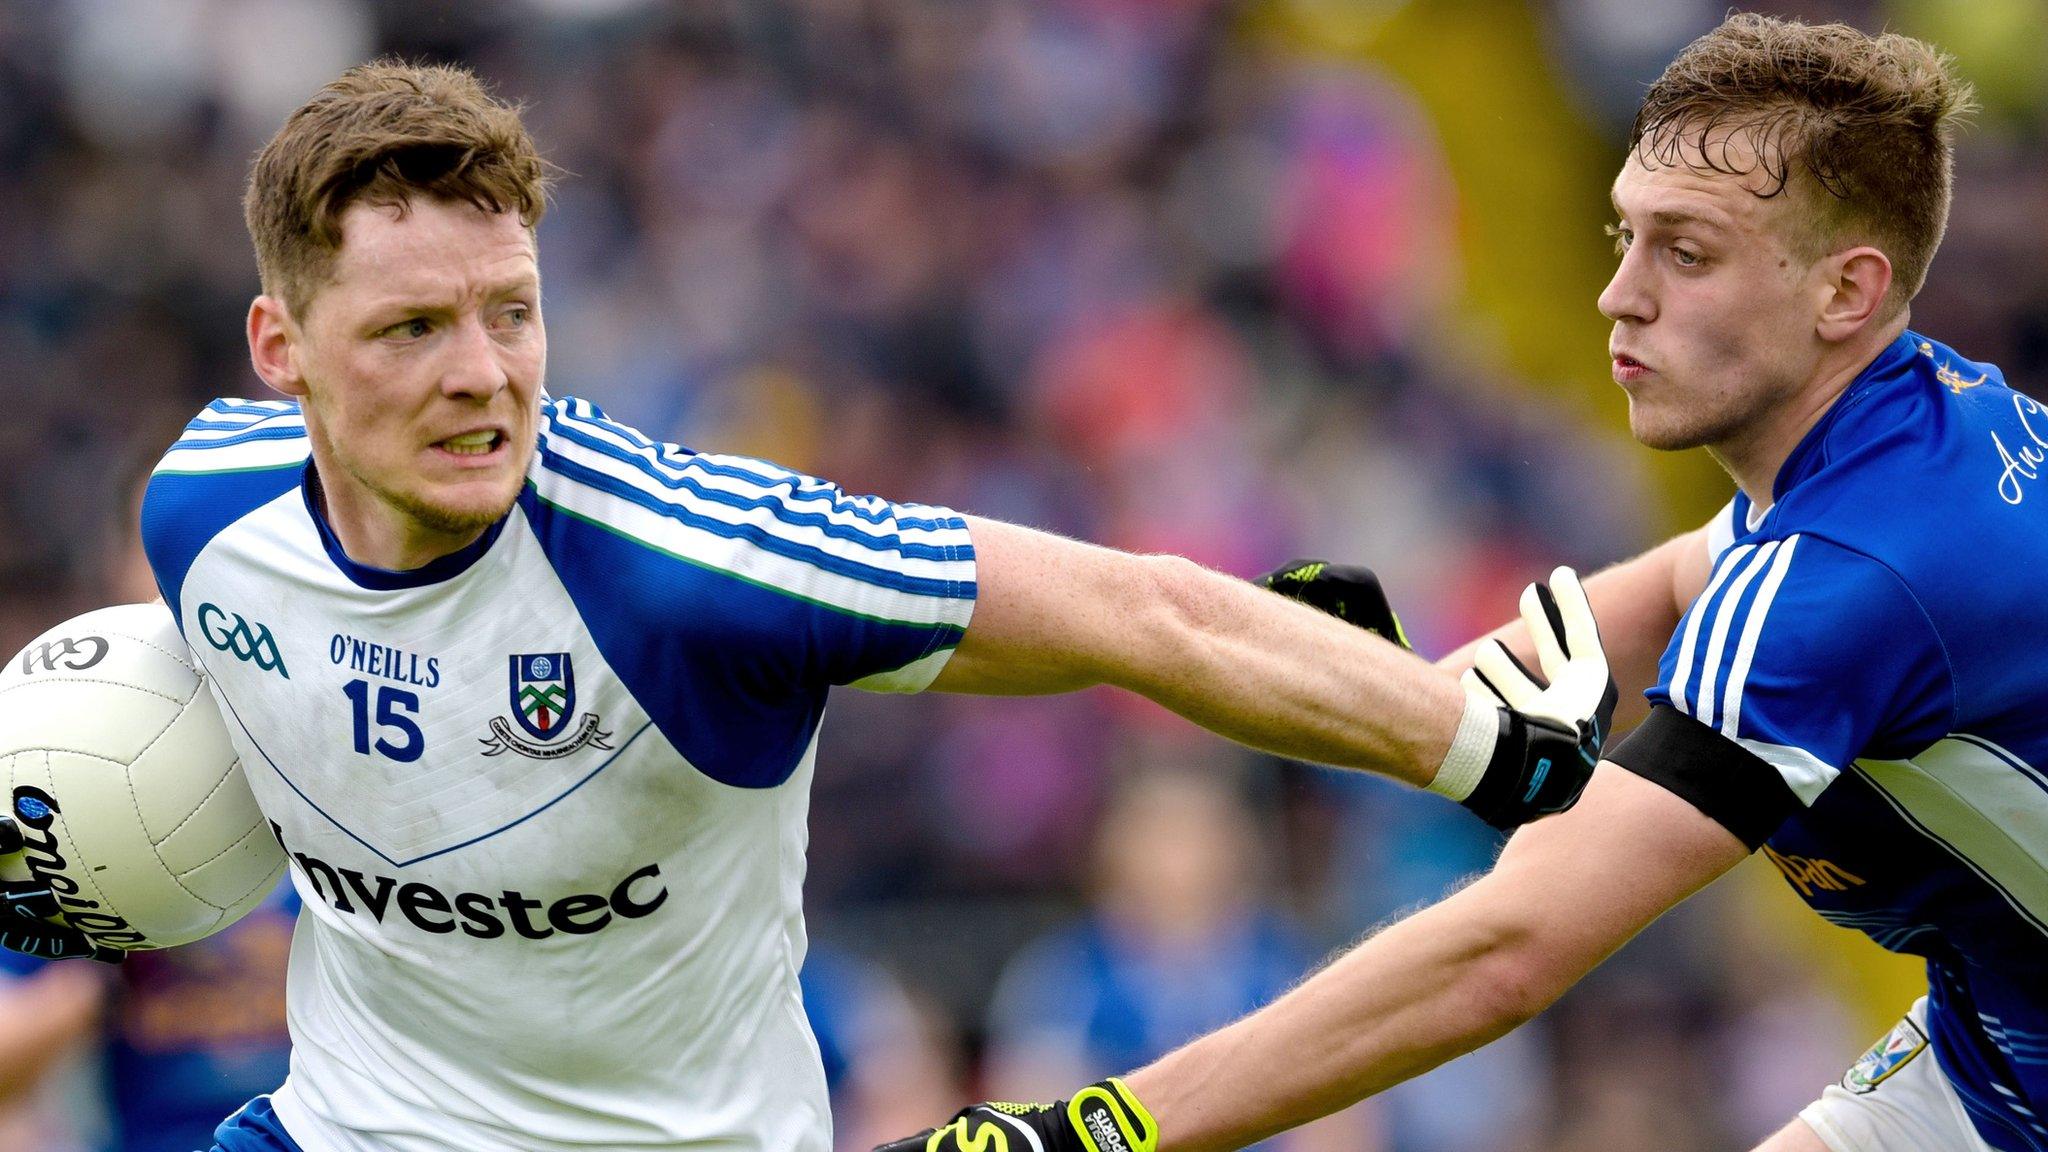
[1769,329,1923,506]
[301,462,510,590]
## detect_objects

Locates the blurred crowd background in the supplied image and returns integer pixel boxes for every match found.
[2,0,2046,1149]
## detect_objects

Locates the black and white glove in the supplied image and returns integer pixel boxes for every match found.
[1438,567,1617,830]
[0,816,123,963]
[874,1079,1157,1152]
[1255,559,1411,650]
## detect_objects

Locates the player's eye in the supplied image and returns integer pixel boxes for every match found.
[1671,247,1702,268]
[498,306,529,329]
[382,317,431,340]
[1605,223,1632,255]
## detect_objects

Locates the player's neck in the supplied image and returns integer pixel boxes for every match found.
[1709,313,1910,513]
[308,462,491,573]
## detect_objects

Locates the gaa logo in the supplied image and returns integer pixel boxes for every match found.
[19,635,109,676]
[197,603,290,680]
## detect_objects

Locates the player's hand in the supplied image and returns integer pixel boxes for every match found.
[0,816,123,964]
[1459,567,1617,829]
[873,1078,1156,1152]
[1256,559,1410,649]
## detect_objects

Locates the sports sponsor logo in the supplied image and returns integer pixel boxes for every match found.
[329,633,440,689]
[271,823,666,941]
[197,603,290,679]
[480,653,614,759]
[18,635,109,676]
[1762,845,1866,897]
[8,787,149,949]
[1081,1103,1133,1152]
[1844,1015,1928,1094]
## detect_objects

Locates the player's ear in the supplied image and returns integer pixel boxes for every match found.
[1815,245,1893,343]
[248,295,308,398]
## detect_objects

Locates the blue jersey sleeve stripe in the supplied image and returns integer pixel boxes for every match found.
[542,419,966,549]
[545,401,962,529]
[544,406,959,530]
[204,397,297,418]
[688,455,961,529]
[183,416,293,432]
[529,488,974,629]
[173,424,309,450]
[535,443,974,600]
[1719,535,1802,738]
[1669,542,1757,717]
[1692,539,1782,729]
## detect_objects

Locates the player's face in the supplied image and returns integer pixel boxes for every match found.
[271,199,544,565]
[1599,136,1836,454]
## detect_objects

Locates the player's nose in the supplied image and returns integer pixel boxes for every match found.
[440,316,510,401]
[1598,253,1654,324]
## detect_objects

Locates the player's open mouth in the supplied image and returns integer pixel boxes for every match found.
[1612,354,1651,382]
[436,430,505,457]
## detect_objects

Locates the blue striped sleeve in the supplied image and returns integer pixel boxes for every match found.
[1650,535,1952,803]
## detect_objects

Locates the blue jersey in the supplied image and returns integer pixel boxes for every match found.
[105,883,297,1152]
[141,395,976,1151]
[0,884,295,1152]
[1620,332,2048,1151]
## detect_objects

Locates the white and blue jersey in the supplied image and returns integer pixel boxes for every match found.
[1608,332,2048,1152]
[140,396,976,1151]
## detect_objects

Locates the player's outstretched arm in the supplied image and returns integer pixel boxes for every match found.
[1120,765,1747,1150]
[927,518,1611,827]
[878,766,1750,1152]
[1438,521,1715,731]
[930,518,1456,783]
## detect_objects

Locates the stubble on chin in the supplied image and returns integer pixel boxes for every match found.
[385,479,523,537]
[1625,389,1748,454]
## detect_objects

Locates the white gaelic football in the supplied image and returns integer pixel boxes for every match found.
[0,602,284,951]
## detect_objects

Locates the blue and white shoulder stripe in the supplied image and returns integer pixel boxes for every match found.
[529,397,976,629]
[1668,534,1837,800]
[155,398,309,475]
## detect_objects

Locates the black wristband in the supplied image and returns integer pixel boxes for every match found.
[1460,707,1595,830]
[1605,704,1803,849]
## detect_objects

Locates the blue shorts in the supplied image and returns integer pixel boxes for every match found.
[209,1096,304,1152]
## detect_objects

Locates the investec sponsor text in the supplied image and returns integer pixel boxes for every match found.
[271,824,668,940]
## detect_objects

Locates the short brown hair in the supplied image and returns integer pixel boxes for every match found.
[244,60,552,316]
[1630,14,1975,309]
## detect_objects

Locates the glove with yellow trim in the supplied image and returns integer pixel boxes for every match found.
[1255,559,1410,650]
[872,1078,1157,1152]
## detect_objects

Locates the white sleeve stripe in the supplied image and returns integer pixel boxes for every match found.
[178,416,307,441]
[533,480,974,627]
[1695,539,1781,728]
[537,436,972,577]
[541,412,964,535]
[1670,542,1755,714]
[1733,735,1839,805]
[1679,541,1772,721]
[547,404,920,516]
[1720,534,1801,739]
[541,431,967,544]
[155,436,311,474]
[1705,498,1738,562]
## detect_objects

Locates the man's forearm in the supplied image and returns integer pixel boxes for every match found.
[1117,554,1461,788]
[1126,879,1549,1152]
[1120,767,1750,1152]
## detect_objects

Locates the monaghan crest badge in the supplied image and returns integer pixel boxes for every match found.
[482,653,615,760]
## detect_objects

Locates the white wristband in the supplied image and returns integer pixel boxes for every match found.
[1429,690,1498,803]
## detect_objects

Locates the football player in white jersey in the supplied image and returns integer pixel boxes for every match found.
[0,63,1612,1151]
